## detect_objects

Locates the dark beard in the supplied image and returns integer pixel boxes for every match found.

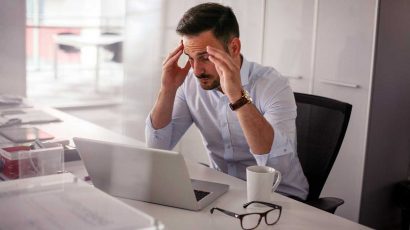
[195,73,220,90]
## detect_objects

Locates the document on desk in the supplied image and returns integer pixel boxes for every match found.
[0,173,163,230]
[0,94,32,110]
[1,108,61,125]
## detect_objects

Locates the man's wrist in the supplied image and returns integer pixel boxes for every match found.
[227,89,244,103]
[160,86,178,95]
[229,89,253,111]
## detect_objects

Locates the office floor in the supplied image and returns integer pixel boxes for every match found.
[27,63,123,109]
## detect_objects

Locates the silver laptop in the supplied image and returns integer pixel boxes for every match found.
[73,137,229,211]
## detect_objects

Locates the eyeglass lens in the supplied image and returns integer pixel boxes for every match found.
[241,209,280,230]
[241,214,261,230]
[265,209,281,225]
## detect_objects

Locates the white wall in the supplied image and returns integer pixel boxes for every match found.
[0,0,26,96]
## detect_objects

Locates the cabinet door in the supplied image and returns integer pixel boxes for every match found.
[222,0,265,63]
[262,0,315,93]
[312,0,378,221]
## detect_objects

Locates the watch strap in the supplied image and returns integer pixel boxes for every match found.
[229,90,252,111]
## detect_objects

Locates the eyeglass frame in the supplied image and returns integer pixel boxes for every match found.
[210,201,282,230]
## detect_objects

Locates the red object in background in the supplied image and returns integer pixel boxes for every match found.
[25,26,81,62]
[0,146,35,180]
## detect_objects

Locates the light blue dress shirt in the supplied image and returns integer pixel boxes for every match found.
[145,58,309,200]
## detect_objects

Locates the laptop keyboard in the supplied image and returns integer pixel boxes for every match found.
[194,189,210,201]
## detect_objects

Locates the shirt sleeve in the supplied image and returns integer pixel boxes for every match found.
[145,86,193,150]
[250,73,297,166]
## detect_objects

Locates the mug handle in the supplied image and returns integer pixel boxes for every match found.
[272,171,282,192]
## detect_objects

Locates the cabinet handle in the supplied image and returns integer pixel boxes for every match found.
[284,75,303,80]
[320,79,360,88]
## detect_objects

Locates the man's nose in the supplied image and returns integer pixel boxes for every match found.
[193,61,205,76]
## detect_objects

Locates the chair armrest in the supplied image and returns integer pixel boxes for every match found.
[305,197,344,214]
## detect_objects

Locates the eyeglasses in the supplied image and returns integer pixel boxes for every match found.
[210,201,282,230]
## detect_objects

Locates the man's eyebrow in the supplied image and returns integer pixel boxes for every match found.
[196,51,208,57]
[183,51,208,58]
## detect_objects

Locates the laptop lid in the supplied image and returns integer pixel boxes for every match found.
[73,137,228,210]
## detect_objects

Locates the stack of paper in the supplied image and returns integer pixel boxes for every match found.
[0,173,163,229]
[0,108,61,125]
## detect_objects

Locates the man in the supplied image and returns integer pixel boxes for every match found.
[145,3,309,200]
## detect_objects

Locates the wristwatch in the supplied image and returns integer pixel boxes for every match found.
[229,89,253,111]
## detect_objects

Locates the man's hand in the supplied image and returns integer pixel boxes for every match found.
[206,46,242,102]
[161,43,191,91]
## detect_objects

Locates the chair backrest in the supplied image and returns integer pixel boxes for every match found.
[294,92,352,201]
[101,32,123,63]
[57,32,80,53]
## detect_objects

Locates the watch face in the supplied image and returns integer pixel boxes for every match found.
[229,90,252,111]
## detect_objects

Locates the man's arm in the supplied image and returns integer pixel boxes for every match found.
[207,45,273,155]
[232,102,274,154]
[150,43,191,129]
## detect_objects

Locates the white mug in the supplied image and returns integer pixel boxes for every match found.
[246,165,282,203]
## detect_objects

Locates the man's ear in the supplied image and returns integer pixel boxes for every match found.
[229,37,241,57]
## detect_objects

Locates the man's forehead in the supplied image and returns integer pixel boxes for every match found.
[183,37,208,55]
[182,32,221,55]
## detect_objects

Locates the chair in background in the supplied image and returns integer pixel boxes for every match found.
[54,32,81,79]
[101,32,123,63]
[294,92,352,214]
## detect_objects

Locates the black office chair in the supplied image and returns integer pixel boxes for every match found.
[101,32,123,63]
[294,92,352,214]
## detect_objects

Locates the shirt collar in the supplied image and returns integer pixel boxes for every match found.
[240,56,250,86]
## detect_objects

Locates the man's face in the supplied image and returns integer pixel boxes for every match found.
[183,30,228,90]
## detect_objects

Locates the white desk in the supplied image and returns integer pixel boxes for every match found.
[65,160,370,230]
[1,106,371,229]
[53,34,123,92]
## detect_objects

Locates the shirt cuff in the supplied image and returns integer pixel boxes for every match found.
[145,115,173,149]
[250,128,294,165]
[270,128,293,157]
[251,153,269,166]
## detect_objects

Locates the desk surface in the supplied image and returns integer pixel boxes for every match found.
[2,106,370,229]
[65,160,370,230]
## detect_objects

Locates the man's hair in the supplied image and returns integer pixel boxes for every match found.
[176,3,239,49]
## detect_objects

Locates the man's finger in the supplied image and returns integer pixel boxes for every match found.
[208,55,230,77]
[206,46,236,71]
[163,49,183,67]
[163,44,183,65]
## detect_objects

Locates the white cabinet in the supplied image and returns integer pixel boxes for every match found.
[263,0,315,93]
[263,0,378,222]
[313,0,378,221]
[312,0,377,221]
[222,0,265,63]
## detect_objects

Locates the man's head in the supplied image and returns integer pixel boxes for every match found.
[176,3,241,90]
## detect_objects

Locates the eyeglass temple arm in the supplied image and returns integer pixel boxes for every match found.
[243,201,281,209]
[210,207,240,219]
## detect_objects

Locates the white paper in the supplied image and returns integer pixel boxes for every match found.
[2,109,61,125]
[0,174,163,230]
